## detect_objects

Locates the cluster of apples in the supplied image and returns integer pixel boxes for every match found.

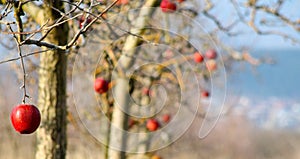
[78,16,93,29]
[194,49,218,99]
[194,49,218,71]
[160,0,185,13]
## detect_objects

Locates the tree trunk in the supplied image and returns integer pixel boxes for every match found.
[107,1,159,159]
[35,2,69,159]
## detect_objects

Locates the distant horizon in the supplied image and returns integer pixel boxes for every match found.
[228,48,300,131]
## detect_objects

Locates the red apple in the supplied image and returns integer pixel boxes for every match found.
[206,59,217,71]
[94,77,109,94]
[205,49,217,59]
[201,91,210,98]
[193,52,204,63]
[128,118,136,129]
[151,155,162,159]
[79,16,92,29]
[146,119,160,131]
[164,49,173,59]
[162,114,171,123]
[10,104,41,134]
[116,0,129,5]
[142,88,151,96]
[160,0,177,13]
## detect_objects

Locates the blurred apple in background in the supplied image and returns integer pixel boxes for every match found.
[194,52,204,63]
[116,0,129,5]
[206,59,217,71]
[147,119,160,131]
[205,49,217,59]
[162,114,171,123]
[160,0,177,13]
[201,90,210,98]
[94,77,109,94]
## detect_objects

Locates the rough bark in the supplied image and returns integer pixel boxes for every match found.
[35,2,69,159]
[107,1,159,159]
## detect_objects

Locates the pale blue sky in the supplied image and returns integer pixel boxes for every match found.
[201,0,300,49]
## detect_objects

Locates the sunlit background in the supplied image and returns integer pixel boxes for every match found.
[0,0,299,159]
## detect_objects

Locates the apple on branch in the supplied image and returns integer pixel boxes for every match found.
[79,16,92,29]
[146,119,160,131]
[160,0,177,13]
[162,114,171,123]
[205,49,217,59]
[206,59,217,71]
[151,155,162,159]
[116,0,129,5]
[194,52,204,63]
[201,90,210,98]
[10,104,41,134]
[94,77,109,94]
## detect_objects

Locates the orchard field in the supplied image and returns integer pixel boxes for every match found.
[0,0,299,159]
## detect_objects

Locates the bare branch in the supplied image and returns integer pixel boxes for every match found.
[6,23,29,103]
[22,39,66,50]
[65,0,119,49]
[255,5,300,31]
[13,1,24,42]
[202,10,240,35]
[0,49,53,64]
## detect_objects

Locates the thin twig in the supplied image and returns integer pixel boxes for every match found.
[65,0,120,49]
[0,49,53,64]
[6,23,29,103]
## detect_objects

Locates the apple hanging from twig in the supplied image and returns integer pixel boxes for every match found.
[10,104,41,134]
